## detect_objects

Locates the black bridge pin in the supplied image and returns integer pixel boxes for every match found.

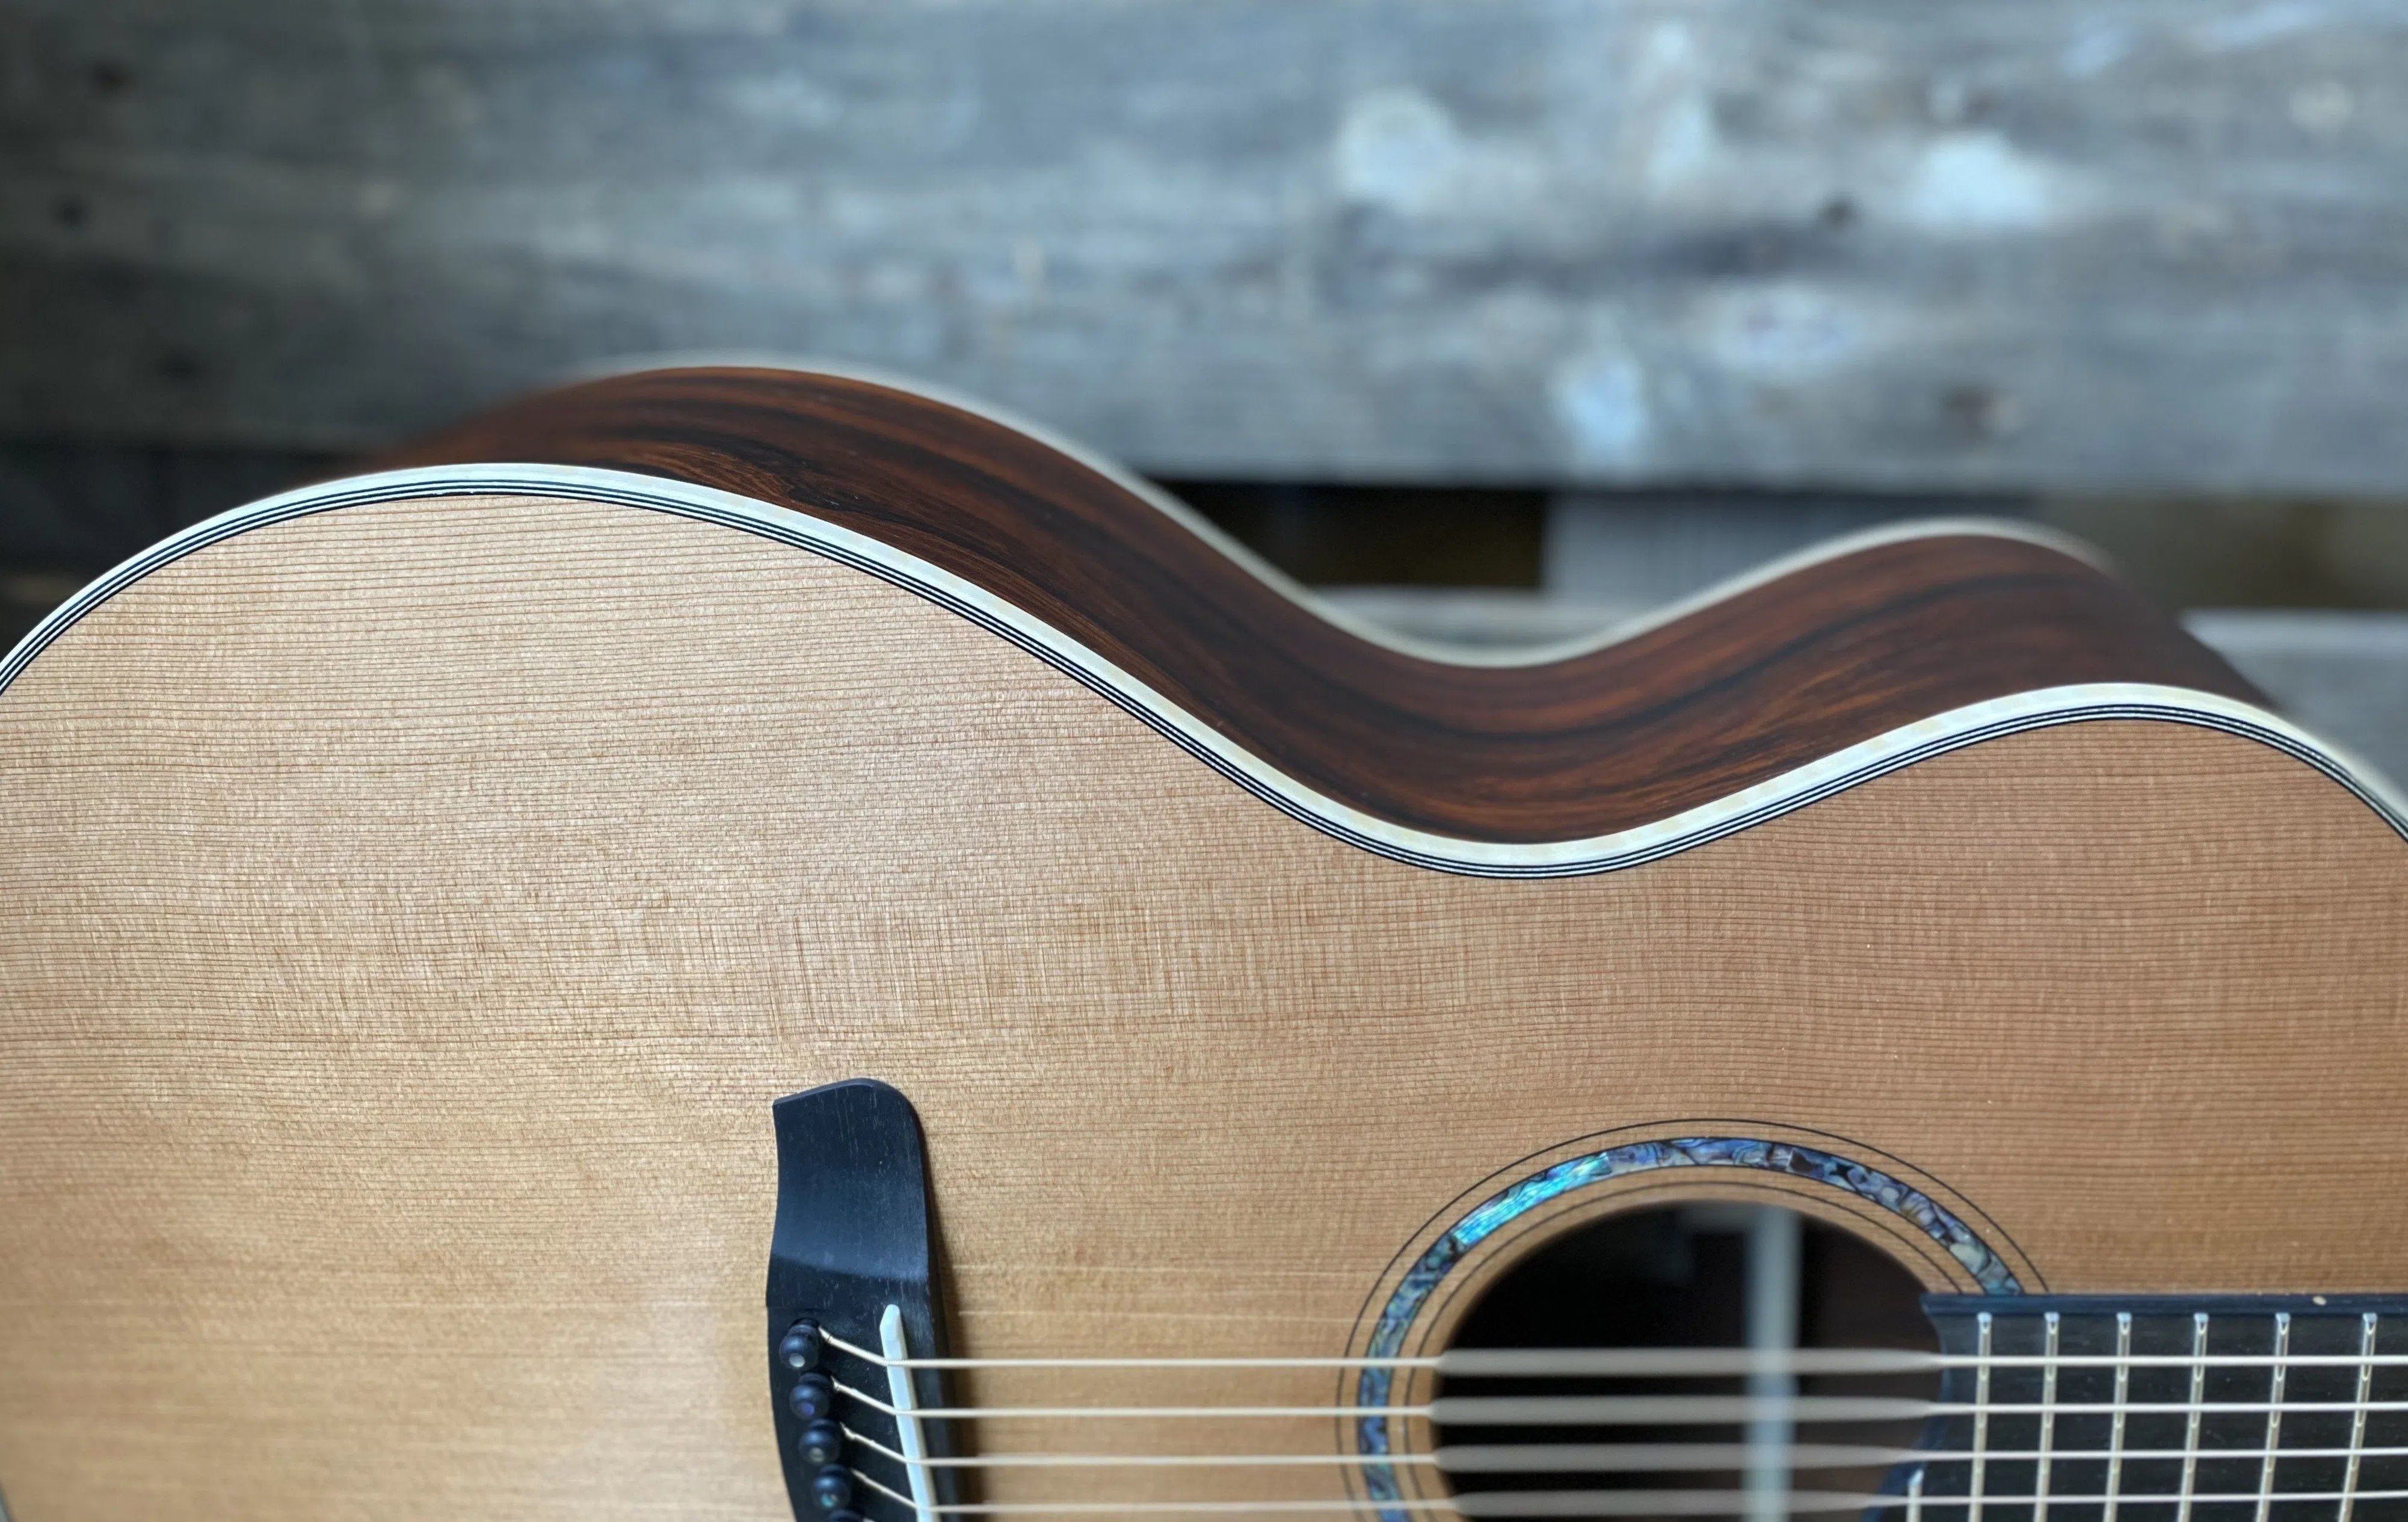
[786,1371,834,1422]
[778,1319,824,1371]
[798,1419,845,1468]
[809,1467,854,1512]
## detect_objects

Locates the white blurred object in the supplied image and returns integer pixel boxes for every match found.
[2182,610,2408,785]
[1543,494,1950,609]
[1743,1207,1803,1522]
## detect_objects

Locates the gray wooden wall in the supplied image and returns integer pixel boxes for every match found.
[5,0,2408,494]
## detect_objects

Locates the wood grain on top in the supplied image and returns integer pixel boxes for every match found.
[379,367,2260,843]
[4,491,2404,1521]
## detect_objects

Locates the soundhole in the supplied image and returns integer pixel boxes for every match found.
[1435,1203,1939,1520]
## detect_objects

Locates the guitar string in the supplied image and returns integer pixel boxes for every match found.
[837,1426,2408,1472]
[819,1325,2396,1507]
[818,1328,2408,1375]
[836,1470,2408,1518]
[828,1377,2408,1423]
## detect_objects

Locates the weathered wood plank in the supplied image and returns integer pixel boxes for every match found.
[4,0,2408,491]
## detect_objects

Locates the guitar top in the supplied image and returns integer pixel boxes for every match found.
[0,367,2402,1521]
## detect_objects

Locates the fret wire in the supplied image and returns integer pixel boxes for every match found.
[2252,1311,2288,1522]
[2106,1311,2131,1522]
[2036,1311,2060,1522]
[1971,1311,1993,1522]
[2340,1311,2378,1522]
[1905,1465,1924,1522]
[2176,1313,2208,1522]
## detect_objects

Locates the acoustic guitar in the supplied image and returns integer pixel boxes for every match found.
[1,367,2403,1522]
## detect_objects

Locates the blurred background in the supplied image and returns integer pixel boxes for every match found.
[4,0,2404,771]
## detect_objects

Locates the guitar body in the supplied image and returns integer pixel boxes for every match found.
[0,369,2403,1520]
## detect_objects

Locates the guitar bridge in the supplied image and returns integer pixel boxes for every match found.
[767,1079,959,1522]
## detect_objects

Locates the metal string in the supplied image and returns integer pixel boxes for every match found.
[830,1376,2408,1423]
[818,1328,2408,1375]
[837,1425,2408,1473]
[821,1319,2397,1515]
[835,1479,2408,1518]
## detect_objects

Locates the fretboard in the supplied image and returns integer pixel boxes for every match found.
[1905,1297,2404,1520]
